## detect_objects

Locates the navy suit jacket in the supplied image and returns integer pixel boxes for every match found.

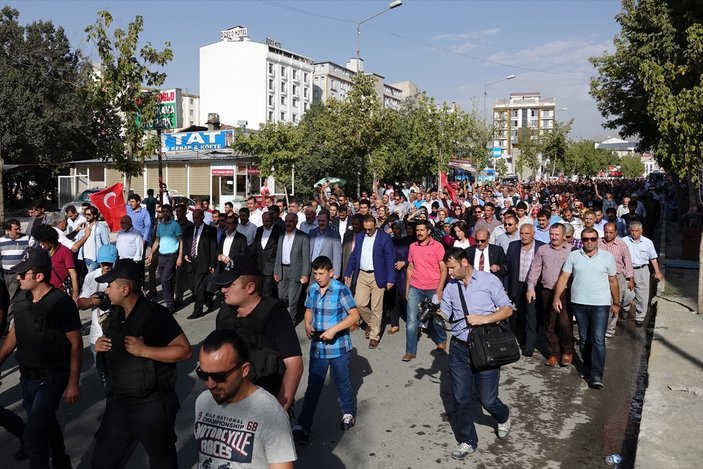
[465,244,508,279]
[344,229,395,288]
[503,239,545,299]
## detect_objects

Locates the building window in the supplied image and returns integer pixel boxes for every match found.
[281,95,286,105]
[292,85,297,95]
[292,113,298,123]
[280,111,285,120]
[269,95,274,106]
[268,111,273,121]
[280,81,285,91]
[304,72,308,83]
[303,87,308,98]
[269,79,274,90]
[304,103,308,111]
[189,109,194,117]
[269,63,273,74]
[189,98,193,105]
[281,65,286,75]
[292,69,297,79]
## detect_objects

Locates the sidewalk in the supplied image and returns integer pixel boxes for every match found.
[636,220,702,468]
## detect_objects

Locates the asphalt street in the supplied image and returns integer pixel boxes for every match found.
[0,284,651,468]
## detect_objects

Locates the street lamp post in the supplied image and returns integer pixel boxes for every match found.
[483,74,516,179]
[355,0,403,72]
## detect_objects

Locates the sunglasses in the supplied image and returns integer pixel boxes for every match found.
[476,239,488,244]
[18,271,38,279]
[581,237,598,242]
[503,223,515,227]
[196,362,244,383]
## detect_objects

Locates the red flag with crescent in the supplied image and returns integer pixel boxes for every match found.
[90,183,127,232]
[440,171,457,203]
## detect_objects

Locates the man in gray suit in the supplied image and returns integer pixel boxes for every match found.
[309,209,342,279]
[274,213,311,322]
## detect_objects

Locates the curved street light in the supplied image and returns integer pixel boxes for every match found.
[355,0,403,71]
[483,74,516,121]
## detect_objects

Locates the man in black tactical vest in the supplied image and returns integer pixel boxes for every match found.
[212,254,303,413]
[91,259,192,469]
[0,247,82,469]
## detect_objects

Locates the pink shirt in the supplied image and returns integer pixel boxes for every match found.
[408,238,445,290]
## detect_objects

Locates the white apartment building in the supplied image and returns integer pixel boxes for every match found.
[200,26,314,130]
[181,92,200,128]
[492,92,557,159]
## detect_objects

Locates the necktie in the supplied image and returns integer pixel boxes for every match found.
[191,226,200,258]
[478,250,485,271]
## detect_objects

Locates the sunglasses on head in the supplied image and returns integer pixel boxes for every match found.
[196,362,244,382]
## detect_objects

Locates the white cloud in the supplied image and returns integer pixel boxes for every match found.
[432,28,501,42]
[487,38,614,71]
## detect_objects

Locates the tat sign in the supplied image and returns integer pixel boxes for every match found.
[161,130,235,152]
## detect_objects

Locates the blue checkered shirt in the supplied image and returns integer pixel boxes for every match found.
[304,279,356,359]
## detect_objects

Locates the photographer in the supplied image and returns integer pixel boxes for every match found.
[439,247,513,461]
[77,244,118,386]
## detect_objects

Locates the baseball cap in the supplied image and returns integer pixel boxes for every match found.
[96,259,143,284]
[97,244,118,264]
[12,247,52,274]
[210,255,261,286]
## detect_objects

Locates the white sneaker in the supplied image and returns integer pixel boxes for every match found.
[497,416,511,439]
[450,442,475,460]
[340,413,356,431]
[605,331,614,338]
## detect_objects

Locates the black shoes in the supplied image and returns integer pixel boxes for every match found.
[187,311,205,320]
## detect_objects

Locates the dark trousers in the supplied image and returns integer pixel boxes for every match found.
[261,274,276,298]
[278,265,303,321]
[0,405,24,438]
[540,288,574,358]
[174,258,188,303]
[21,371,70,469]
[510,281,537,353]
[189,267,210,316]
[388,285,407,327]
[158,253,178,308]
[148,248,160,296]
[92,393,179,469]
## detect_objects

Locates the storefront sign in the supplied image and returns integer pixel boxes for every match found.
[212,168,234,176]
[162,130,235,152]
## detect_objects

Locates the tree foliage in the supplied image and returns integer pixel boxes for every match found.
[541,120,573,177]
[0,6,95,203]
[85,11,173,187]
[590,0,703,184]
[620,155,645,178]
[562,141,618,177]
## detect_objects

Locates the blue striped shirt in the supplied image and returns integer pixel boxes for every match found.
[304,279,356,359]
[0,235,33,271]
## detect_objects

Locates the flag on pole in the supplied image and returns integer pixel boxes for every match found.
[89,183,127,232]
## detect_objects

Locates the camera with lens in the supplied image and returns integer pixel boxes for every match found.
[93,292,111,311]
[417,298,440,323]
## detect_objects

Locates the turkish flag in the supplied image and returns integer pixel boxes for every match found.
[440,171,457,203]
[90,183,127,232]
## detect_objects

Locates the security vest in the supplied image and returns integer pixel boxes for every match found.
[14,288,73,370]
[101,298,177,399]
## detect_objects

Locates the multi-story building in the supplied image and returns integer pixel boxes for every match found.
[200,26,314,130]
[492,92,557,168]
[312,60,406,110]
[181,91,200,128]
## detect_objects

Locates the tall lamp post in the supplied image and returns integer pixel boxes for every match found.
[483,74,516,179]
[355,0,403,72]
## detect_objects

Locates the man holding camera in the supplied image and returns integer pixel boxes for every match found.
[439,247,513,460]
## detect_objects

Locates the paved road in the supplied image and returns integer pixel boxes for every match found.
[0,285,651,468]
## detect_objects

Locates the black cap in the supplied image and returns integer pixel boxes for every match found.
[12,247,52,274]
[95,259,143,284]
[211,255,261,286]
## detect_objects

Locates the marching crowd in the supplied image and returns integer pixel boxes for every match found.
[0,175,670,467]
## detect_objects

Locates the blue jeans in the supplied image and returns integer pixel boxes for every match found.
[571,303,610,382]
[21,370,70,469]
[298,350,355,432]
[406,286,448,355]
[448,338,509,448]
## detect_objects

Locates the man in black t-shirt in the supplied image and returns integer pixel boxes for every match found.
[213,255,303,413]
[92,260,192,469]
[0,248,82,469]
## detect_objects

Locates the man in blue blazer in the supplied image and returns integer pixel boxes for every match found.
[344,215,395,349]
[308,209,342,278]
[502,224,545,356]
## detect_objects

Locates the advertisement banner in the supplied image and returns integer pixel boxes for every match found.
[162,130,235,152]
[142,89,182,130]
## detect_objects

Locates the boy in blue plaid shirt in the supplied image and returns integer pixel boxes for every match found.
[292,256,360,444]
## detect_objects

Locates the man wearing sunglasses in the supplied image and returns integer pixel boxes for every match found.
[91,259,192,468]
[194,329,296,468]
[552,227,619,390]
[0,247,82,468]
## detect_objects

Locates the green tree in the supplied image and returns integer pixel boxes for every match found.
[541,120,573,177]
[514,127,542,179]
[495,158,509,178]
[619,155,645,178]
[85,11,173,192]
[562,140,618,177]
[0,6,95,205]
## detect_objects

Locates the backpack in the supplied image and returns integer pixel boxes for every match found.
[215,297,287,397]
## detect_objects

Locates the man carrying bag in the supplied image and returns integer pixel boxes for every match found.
[438,247,514,461]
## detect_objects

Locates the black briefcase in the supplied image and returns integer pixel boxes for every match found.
[468,321,521,370]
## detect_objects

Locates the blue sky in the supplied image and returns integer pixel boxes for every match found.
[14,0,623,140]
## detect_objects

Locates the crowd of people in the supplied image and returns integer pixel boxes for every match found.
[0,175,673,466]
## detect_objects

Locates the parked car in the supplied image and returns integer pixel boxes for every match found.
[60,187,104,213]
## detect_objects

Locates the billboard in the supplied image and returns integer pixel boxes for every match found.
[162,130,235,152]
[491,147,502,158]
[141,89,182,130]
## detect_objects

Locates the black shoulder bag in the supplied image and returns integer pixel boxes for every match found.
[456,282,520,371]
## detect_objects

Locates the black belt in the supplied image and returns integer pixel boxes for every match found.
[633,265,648,270]
[281,264,291,267]
[19,367,64,380]
[361,269,374,273]
[451,336,469,346]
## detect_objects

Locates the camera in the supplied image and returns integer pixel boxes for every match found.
[94,292,111,311]
[417,298,440,323]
